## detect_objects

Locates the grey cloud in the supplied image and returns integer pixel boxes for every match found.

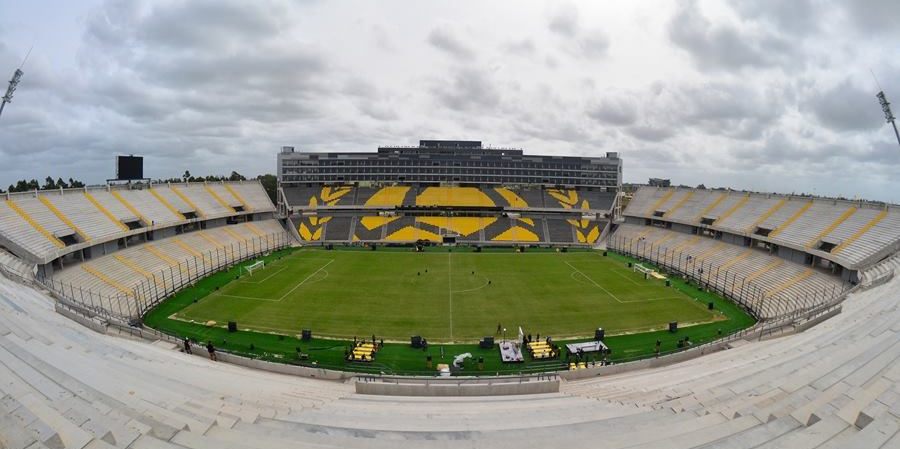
[588,97,638,126]
[430,69,499,112]
[841,0,900,34]
[659,82,784,140]
[427,26,474,60]
[136,0,290,50]
[371,25,394,52]
[546,3,608,61]
[731,0,819,36]
[504,39,536,56]
[511,110,588,143]
[576,30,610,60]
[357,102,399,121]
[548,3,579,38]
[2,0,899,202]
[805,80,883,132]
[627,125,674,142]
[669,1,797,71]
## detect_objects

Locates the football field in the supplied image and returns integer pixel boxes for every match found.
[175,248,723,342]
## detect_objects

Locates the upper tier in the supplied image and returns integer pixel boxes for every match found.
[624,186,900,270]
[283,184,616,212]
[0,181,275,264]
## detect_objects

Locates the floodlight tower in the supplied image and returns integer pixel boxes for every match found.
[0,46,31,120]
[876,90,900,147]
[0,68,23,119]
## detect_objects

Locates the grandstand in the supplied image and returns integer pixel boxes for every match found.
[278,140,620,246]
[0,180,287,320]
[609,186,900,320]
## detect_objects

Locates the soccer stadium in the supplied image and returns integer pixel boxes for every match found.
[0,135,899,447]
[3,2,900,448]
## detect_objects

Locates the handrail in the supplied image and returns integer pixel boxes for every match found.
[34,231,290,321]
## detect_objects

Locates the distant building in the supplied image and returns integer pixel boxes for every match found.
[278,140,622,189]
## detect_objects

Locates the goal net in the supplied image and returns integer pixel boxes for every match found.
[242,260,265,276]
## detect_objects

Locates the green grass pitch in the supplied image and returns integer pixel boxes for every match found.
[174,248,724,342]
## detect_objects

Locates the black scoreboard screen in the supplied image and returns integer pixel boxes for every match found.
[116,155,144,181]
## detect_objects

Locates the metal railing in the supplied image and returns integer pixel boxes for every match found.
[36,232,291,322]
[607,233,852,321]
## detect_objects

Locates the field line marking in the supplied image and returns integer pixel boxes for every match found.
[565,261,624,303]
[610,268,643,286]
[240,266,288,284]
[216,293,281,302]
[452,274,490,293]
[448,251,453,342]
[569,271,680,304]
[278,259,335,301]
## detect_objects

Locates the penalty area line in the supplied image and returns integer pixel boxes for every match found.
[565,261,625,303]
[278,259,335,301]
[240,266,288,284]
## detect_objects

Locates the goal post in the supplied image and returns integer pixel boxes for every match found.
[242,260,265,276]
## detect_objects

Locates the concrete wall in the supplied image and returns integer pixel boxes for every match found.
[205,218,228,229]
[152,226,178,240]
[721,233,745,246]
[671,223,695,234]
[355,379,560,396]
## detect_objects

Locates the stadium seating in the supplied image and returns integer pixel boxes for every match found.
[51,220,288,302]
[0,181,275,264]
[1,264,898,447]
[284,184,615,246]
[612,223,846,319]
[626,187,900,270]
[283,184,616,211]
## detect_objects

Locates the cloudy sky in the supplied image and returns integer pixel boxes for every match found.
[1,0,898,201]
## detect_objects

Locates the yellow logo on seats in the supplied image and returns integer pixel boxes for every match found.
[548,189,601,244]
[298,186,351,241]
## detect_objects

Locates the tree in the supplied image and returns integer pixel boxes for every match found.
[13,180,29,192]
[42,176,57,190]
[182,170,191,181]
[228,171,246,181]
[56,177,69,189]
[257,174,277,204]
[69,178,85,188]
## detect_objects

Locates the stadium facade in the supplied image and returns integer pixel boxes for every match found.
[278,140,622,188]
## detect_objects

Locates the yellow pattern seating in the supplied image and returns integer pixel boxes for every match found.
[385,226,442,242]
[416,187,494,207]
[365,186,410,206]
[492,225,540,242]
[494,187,529,208]
[416,216,497,237]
